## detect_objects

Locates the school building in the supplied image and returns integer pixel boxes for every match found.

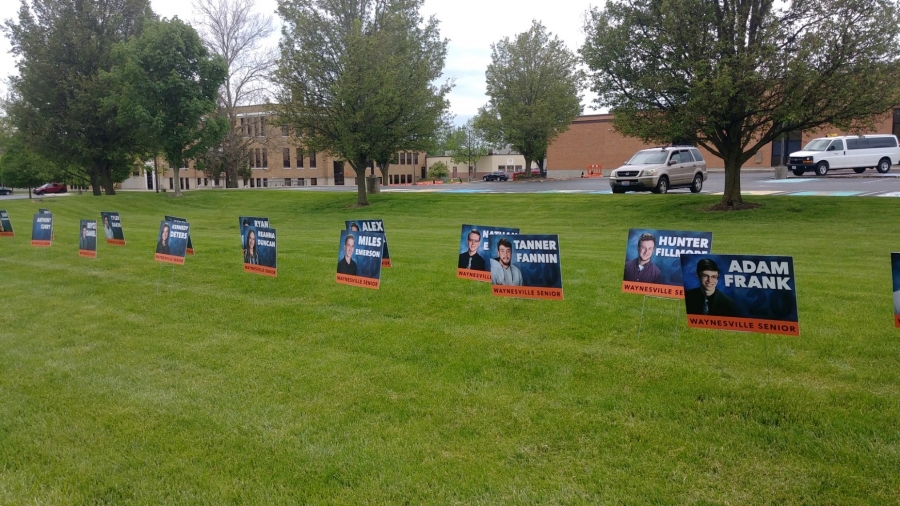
[119,104,428,191]
[545,110,900,178]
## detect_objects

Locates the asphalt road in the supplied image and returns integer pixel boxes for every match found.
[4,169,900,200]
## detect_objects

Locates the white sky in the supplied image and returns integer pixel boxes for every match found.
[0,0,600,124]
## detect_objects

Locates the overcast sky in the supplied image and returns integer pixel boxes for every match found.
[0,0,601,124]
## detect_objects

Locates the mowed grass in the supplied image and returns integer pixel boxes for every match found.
[0,189,898,504]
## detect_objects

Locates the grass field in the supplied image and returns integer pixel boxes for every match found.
[1,190,899,504]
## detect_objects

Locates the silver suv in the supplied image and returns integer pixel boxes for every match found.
[609,146,707,194]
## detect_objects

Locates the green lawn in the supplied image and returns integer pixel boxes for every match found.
[1,190,898,504]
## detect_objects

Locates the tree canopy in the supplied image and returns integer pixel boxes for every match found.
[116,17,228,197]
[3,0,155,195]
[274,0,450,205]
[474,20,583,178]
[582,0,900,209]
[445,118,490,180]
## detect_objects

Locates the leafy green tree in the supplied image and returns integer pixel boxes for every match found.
[117,17,228,197]
[0,136,58,198]
[474,20,583,179]
[446,119,490,180]
[274,0,450,206]
[427,160,448,182]
[582,0,900,210]
[4,0,154,195]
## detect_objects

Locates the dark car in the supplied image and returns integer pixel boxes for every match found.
[34,183,67,195]
[483,171,509,181]
[0,187,12,195]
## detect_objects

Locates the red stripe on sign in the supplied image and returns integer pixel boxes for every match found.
[244,263,276,277]
[622,281,684,299]
[336,273,380,290]
[107,239,126,246]
[457,268,490,282]
[686,315,799,336]
[492,286,563,300]
[31,240,51,247]
[155,253,185,265]
[79,250,97,258]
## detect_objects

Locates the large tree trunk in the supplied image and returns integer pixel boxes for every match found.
[173,166,182,197]
[522,156,533,179]
[100,162,116,195]
[89,165,102,196]
[712,151,757,211]
[377,159,390,187]
[353,164,369,206]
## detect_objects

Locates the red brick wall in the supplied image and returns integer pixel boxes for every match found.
[547,112,898,173]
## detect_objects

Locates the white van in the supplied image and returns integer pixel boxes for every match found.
[787,134,900,176]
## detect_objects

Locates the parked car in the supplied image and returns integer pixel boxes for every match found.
[609,146,707,194]
[483,171,509,181]
[0,187,12,195]
[33,183,67,195]
[787,134,900,176]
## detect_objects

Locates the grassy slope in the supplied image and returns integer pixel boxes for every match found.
[0,190,898,504]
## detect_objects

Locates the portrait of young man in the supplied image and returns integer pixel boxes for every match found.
[684,258,737,317]
[337,233,358,275]
[490,237,523,286]
[458,229,487,271]
[623,232,661,283]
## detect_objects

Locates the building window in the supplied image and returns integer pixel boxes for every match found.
[263,178,268,187]
[297,148,304,168]
[285,178,292,187]
[400,152,406,164]
[515,165,522,171]
[283,148,291,168]
[204,178,208,186]
[309,152,317,168]
[311,177,317,186]
[281,125,289,136]
[297,178,305,186]
[250,178,255,187]
[262,148,268,168]
[169,178,173,190]
[414,152,419,165]
[893,109,900,138]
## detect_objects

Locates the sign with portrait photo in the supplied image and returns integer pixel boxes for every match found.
[892,253,900,328]
[488,234,563,300]
[31,213,52,247]
[78,220,97,258]
[336,229,383,289]
[346,220,391,267]
[680,254,799,336]
[99,211,126,245]
[155,220,190,265]
[622,228,712,298]
[165,215,194,254]
[239,216,269,245]
[243,226,277,277]
[457,224,520,282]
[0,210,13,237]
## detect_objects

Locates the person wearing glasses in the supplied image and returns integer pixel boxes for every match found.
[685,258,737,316]
[458,229,487,271]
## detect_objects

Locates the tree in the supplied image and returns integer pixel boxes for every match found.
[474,20,583,179]
[4,0,155,195]
[193,0,276,188]
[581,0,900,210]
[446,118,490,180]
[0,135,57,198]
[117,17,228,197]
[274,0,450,206]
[427,160,448,182]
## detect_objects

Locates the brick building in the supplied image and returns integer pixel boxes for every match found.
[120,104,428,190]
[546,111,900,178]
